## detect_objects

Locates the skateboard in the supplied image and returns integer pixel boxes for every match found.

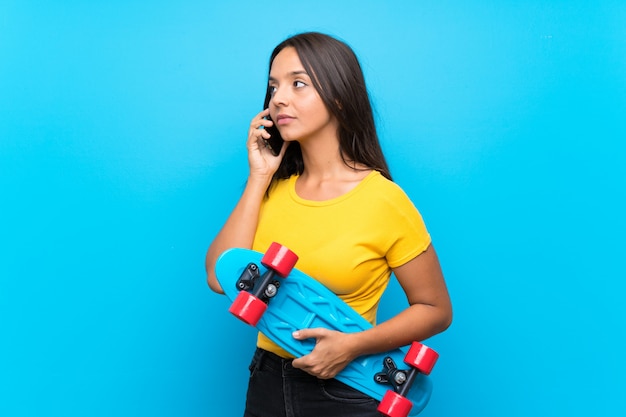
[215,242,439,417]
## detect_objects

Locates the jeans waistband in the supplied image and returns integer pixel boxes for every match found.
[254,348,306,374]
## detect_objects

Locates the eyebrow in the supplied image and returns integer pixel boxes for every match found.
[268,70,309,82]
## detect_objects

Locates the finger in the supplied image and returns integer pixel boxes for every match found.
[248,125,270,149]
[291,355,334,379]
[250,120,272,132]
[292,329,310,340]
[292,328,326,340]
[249,109,272,131]
[291,351,315,370]
[252,108,270,121]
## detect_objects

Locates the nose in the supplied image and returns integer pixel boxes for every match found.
[270,86,288,107]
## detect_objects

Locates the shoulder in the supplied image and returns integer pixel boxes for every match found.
[266,175,297,199]
[365,171,415,205]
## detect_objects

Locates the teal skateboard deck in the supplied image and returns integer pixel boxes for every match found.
[215,243,438,417]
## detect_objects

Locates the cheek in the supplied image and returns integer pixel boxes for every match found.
[305,98,331,122]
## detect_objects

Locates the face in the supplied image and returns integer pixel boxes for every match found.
[268,47,338,144]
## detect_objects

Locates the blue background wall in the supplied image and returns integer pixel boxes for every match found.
[2,1,625,416]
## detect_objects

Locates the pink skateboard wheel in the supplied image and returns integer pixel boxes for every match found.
[378,390,413,417]
[229,291,267,326]
[261,242,299,277]
[404,342,439,375]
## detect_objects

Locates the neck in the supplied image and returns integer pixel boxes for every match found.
[295,135,371,201]
[299,139,347,180]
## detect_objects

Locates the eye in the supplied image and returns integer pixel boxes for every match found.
[268,85,277,95]
[294,80,307,88]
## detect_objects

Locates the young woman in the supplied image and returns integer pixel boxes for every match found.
[205,32,452,417]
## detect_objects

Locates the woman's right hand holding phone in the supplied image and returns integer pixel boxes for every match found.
[247,109,286,182]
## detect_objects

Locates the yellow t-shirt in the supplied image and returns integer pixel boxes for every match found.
[252,170,431,358]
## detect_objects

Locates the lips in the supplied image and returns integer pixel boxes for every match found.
[276,114,295,125]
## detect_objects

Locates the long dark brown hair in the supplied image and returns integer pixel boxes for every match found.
[263,32,392,185]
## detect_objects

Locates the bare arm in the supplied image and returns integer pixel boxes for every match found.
[292,244,452,378]
[352,244,452,351]
[205,109,287,293]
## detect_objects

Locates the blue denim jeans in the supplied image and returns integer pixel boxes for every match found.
[243,348,381,417]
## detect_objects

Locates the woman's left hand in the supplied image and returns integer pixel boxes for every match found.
[291,328,358,379]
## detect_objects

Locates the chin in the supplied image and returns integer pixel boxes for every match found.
[278,133,297,142]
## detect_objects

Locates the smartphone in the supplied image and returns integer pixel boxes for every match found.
[264,115,284,156]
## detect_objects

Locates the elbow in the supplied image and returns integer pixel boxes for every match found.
[422,301,452,337]
[440,309,453,333]
[205,255,224,294]
[207,273,224,294]
[437,304,453,334]
[205,261,224,293]
[207,277,224,294]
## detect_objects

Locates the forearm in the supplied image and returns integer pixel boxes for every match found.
[291,303,451,379]
[205,175,272,293]
[349,303,452,358]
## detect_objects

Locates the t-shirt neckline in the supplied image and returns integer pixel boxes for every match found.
[288,170,380,207]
